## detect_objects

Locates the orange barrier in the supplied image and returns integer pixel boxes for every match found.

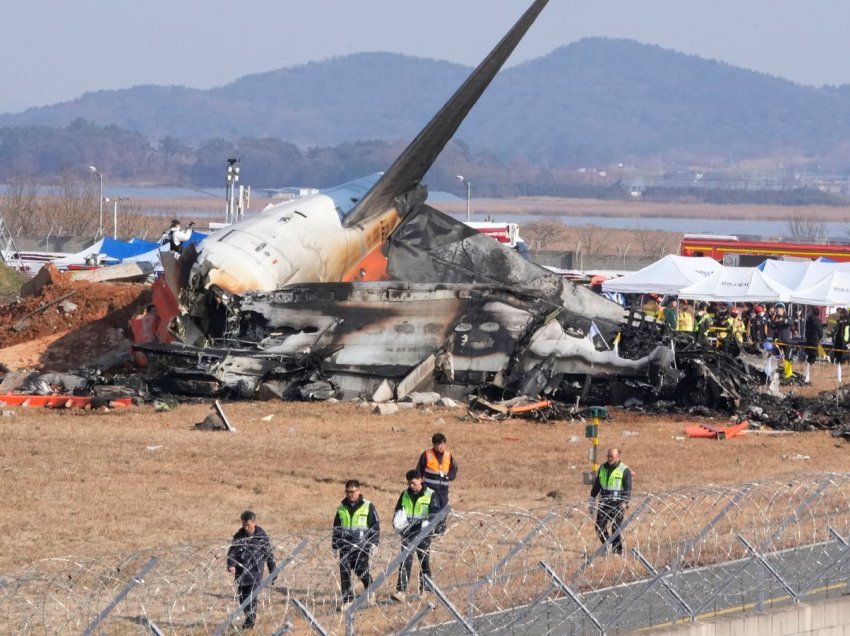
[0,395,133,409]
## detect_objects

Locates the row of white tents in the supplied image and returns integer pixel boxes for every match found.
[601,255,850,306]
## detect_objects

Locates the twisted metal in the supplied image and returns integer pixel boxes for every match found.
[3,474,850,634]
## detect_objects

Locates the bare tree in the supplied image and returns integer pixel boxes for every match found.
[786,210,826,241]
[522,220,569,251]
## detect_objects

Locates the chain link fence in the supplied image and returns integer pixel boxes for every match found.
[3,474,850,634]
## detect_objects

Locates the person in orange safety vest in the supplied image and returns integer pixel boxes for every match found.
[415,432,458,508]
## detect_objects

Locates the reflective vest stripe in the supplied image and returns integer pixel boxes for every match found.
[423,450,451,487]
[401,489,433,520]
[598,464,627,492]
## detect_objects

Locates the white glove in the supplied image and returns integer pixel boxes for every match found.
[393,509,409,531]
[422,520,430,528]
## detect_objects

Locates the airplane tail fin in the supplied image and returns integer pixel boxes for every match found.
[343,0,550,228]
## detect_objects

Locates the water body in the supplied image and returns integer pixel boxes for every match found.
[455,213,850,240]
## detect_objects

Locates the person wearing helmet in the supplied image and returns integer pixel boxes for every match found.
[726,307,745,344]
[749,305,768,350]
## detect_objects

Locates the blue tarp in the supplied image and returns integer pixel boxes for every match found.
[99,237,160,260]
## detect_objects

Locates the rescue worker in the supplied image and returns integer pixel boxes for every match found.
[391,470,442,602]
[226,510,276,630]
[832,307,850,364]
[771,302,792,358]
[749,305,769,350]
[804,307,824,382]
[677,302,694,333]
[589,448,632,555]
[332,479,380,611]
[726,307,745,344]
[694,303,713,345]
[162,218,194,254]
[662,299,679,330]
[416,432,458,509]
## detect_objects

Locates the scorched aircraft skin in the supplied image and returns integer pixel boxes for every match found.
[149,0,673,401]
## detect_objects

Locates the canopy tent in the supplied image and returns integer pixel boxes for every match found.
[677,266,794,303]
[601,255,722,294]
[790,270,850,306]
[760,259,850,292]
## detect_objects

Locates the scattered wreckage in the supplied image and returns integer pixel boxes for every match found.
[138,0,675,405]
[113,0,850,434]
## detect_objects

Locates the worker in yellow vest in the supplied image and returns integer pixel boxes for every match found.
[391,469,442,602]
[589,447,632,555]
[677,302,694,332]
[332,479,380,611]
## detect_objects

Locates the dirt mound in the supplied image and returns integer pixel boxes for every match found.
[0,264,151,371]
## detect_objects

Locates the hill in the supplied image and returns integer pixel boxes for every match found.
[3,38,850,166]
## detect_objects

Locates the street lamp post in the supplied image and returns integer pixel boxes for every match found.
[88,165,104,237]
[105,197,129,239]
[456,175,471,222]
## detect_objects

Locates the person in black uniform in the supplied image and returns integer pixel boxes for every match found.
[589,448,632,555]
[227,510,276,630]
[332,479,380,611]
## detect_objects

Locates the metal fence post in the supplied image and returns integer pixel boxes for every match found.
[345,507,450,636]
[291,597,329,636]
[466,511,557,619]
[738,535,798,603]
[633,548,694,621]
[422,574,477,635]
[540,560,603,635]
[397,601,436,635]
[213,538,308,636]
[798,528,850,597]
[81,556,160,636]
[673,485,753,571]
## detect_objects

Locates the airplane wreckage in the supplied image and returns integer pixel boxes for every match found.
[134,0,775,413]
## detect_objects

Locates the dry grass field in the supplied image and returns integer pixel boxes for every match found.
[2,397,849,573]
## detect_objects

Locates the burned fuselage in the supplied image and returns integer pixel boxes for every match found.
[145,0,677,402]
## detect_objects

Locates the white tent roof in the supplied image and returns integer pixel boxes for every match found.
[678,266,793,303]
[601,255,722,294]
[759,260,813,290]
[790,270,850,306]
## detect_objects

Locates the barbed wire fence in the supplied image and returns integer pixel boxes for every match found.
[3,473,850,634]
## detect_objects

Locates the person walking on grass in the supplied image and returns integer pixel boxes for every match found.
[332,479,380,611]
[589,448,632,555]
[227,510,276,630]
[391,469,442,602]
[416,432,457,533]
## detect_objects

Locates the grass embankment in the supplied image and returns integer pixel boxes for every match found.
[0,262,24,299]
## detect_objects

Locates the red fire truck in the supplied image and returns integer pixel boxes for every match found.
[678,234,850,265]
[465,222,530,258]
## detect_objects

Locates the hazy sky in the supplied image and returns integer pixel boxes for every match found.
[3,1,848,113]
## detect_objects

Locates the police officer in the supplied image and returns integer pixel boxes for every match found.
[332,479,380,611]
[391,470,442,602]
[226,510,276,630]
[589,448,632,555]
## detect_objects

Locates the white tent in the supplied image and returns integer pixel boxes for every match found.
[790,270,850,306]
[677,266,793,303]
[761,259,850,292]
[601,255,722,294]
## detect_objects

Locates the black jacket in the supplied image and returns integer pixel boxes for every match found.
[332,495,380,552]
[415,449,458,496]
[804,314,824,346]
[227,526,276,586]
